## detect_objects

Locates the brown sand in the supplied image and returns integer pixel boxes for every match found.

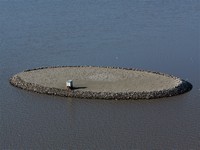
[15,66,181,92]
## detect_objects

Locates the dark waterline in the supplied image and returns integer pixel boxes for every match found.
[0,0,199,149]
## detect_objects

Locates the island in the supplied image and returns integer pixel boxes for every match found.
[10,66,192,100]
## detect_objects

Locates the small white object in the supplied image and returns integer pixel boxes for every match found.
[66,80,73,88]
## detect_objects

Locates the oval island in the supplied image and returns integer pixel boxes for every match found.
[10,66,192,100]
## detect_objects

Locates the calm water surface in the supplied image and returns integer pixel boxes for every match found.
[0,0,199,149]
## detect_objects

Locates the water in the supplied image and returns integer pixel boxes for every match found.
[0,0,199,149]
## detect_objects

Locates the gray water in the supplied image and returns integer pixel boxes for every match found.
[0,0,199,149]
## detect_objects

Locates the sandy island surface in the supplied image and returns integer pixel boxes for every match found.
[10,66,192,100]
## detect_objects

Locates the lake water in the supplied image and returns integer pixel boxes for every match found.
[0,0,199,149]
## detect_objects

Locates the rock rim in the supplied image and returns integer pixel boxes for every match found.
[10,66,193,100]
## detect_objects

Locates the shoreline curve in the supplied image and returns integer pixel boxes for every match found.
[10,66,193,100]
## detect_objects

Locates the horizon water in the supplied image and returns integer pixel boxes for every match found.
[0,0,200,149]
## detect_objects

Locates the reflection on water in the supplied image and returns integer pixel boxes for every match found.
[0,0,199,149]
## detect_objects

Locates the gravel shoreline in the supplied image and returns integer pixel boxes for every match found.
[10,66,193,100]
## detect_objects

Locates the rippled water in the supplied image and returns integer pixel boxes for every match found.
[0,0,199,149]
